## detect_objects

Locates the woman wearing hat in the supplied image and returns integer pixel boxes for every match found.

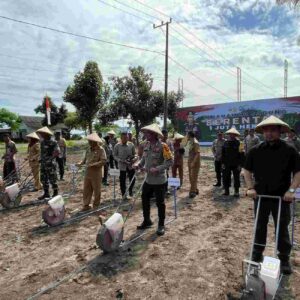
[78,133,107,211]
[36,126,60,199]
[134,123,173,236]
[26,132,42,191]
[244,115,300,274]
[222,127,242,197]
[172,133,185,188]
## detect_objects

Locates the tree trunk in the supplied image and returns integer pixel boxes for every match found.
[88,121,93,134]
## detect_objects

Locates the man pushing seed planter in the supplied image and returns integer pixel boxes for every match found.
[133,123,173,236]
[244,115,300,275]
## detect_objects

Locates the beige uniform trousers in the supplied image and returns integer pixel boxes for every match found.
[188,163,200,193]
[30,163,42,190]
[83,167,102,208]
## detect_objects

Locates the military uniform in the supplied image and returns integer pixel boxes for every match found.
[138,140,173,228]
[28,142,42,190]
[212,138,225,186]
[40,139,60,196]
[188,138,201,196]
[81,143,107,209]
[114,141,136,197]
[2,140,18,182]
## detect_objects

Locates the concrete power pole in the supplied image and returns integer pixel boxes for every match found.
[284,59,288,98]
[154,18,172,129]
[178,78,184,107]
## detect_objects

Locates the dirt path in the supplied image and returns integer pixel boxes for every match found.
[0,157,299,300]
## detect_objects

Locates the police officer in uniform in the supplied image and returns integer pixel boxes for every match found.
[222,127,242,197]
[78,133,107,211]
[187,131,201,198]
[26,132,42,191]
[211,131,225,187]
[36,127,60,199]
[172,133,185,188]
[244,116,300,274]
[134,123,173,236]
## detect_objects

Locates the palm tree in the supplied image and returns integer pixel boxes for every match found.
[276,0,300,6]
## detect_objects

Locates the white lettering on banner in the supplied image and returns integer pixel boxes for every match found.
[295,188,300,200]
[168,177,181,187]
[109,169,120,176]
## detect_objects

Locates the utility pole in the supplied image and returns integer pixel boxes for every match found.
[154,18,172,129]
[284,59,288,98]
[237,67,241,102]
[178,78,184,107]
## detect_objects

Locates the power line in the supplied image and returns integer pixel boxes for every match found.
[110,0,162,22]
[169,56,233,100]
[130,1,278,95]
[97,0,153,24]
[0,15,163,55]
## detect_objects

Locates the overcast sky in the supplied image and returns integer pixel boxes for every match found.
[0,0,299,116]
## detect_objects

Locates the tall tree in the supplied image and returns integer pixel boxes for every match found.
[64,111,87,131]
[64,61,104,133]
[34,95,68,126]
[0,108,21,131]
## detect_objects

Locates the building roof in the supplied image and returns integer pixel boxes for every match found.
[20,115,43,129]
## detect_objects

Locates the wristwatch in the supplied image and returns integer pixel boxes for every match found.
[289,188,295,193]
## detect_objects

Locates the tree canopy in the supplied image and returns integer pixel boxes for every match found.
[0,108,21,131]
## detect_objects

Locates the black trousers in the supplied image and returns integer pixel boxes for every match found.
[109,155,118,169]
[3,161,17,183]
[56,157,65,179]
[102,162,109,183]
[253,198,292,261]
[141,182,166,226]
[119,168,135,196]
[214,160,222,184]
[223,165,240,189]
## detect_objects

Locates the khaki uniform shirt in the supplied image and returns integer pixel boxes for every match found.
[212,139,225,161]
[28,143,40,166]
[82,144,107,174]
[188,138,201,166]
[4,140,17,162]
[139,141,173,185]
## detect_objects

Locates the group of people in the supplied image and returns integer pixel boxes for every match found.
[2,115,300,275]
[212,116,300,274]
[1,127,67,198]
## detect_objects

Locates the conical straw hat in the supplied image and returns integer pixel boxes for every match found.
[107,130,116,135]
[37,126,53,136]
[174,132,185,140]
[141,123,163,138]
[225,127,241,136]
[87,133,102,143]
[255,115,290,134]
[26,132,40,140]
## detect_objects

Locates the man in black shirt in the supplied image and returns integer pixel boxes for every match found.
[222,127,242,197]
[244,115,300,275]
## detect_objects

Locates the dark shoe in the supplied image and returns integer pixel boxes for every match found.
[137,220,153,230]
[52,189,58,197]
[189,192,197,198]
[196,189,199,195]
[81,205,91,212]
[156,226,165,236]
[233,189,239,197]
[102,181,109,186]
[38,191,50,200]
[213,182,221,187]
[252,253,263,263]
[280,260,292,275]
[223,189,229,196]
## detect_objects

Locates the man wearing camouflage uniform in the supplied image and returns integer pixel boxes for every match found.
[134,123,173,236]
[37,127,60,199]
